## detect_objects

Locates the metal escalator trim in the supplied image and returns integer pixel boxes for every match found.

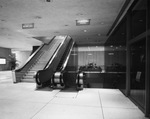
[61,41,74,71]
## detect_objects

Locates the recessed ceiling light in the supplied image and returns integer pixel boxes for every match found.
[108,53,114,55]
[22,23,34,29]
[83,30,87,32]
[100,22,104,25]
[76,19,91,26]
[88,53,92,56]
[98,34,101,36]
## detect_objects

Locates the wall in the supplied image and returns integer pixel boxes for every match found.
[65,45,78,87]
[77,46,105,71]
[67,46,78,71]
[104,46,126,72]
[12,50,31,69]
[0,47,11,71]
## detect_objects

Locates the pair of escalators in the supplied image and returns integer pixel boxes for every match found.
[15,35,85,90]
[35,36,85,90]
[51,70,85,91]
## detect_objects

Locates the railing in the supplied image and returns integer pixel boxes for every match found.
[61,41,74,71]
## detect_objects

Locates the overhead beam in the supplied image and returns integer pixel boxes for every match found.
[107,0,134,37]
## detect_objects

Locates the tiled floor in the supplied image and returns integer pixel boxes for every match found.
[0,71,149,119]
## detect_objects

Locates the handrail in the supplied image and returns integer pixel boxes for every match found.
[16,36,55,72]
[61,41,74,71]
[16,43,45,71]
[47,36,56,45]
[44,36,67,69]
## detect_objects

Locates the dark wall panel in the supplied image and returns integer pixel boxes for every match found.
[0,47,11,71]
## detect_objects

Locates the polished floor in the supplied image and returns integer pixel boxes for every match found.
[0,71,148,119]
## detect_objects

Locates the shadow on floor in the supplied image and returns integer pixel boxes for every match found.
[35,86,53,92]
[60,87,78,93]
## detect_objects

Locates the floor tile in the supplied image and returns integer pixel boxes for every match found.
[99,89,137,108]
[0,100,45,119]
[0,73,148,119]
[51,88,101,107]
[32,103,104,119]
[55,92,78,98]
[103,107,148,119]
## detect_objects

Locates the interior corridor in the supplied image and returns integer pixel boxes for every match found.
[0,71,148,119]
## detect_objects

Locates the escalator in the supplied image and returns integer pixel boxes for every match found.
[56,40,74,72]
[51,39,74,88]
[35,37,74,87]
[15,36,68,82]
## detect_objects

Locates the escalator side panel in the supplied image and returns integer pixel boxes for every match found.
[56,39,74,71]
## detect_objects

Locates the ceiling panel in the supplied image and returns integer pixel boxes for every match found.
[0,0,126,50]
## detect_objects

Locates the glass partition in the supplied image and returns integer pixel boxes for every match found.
[130,39,146,109]
[131,0,147,38]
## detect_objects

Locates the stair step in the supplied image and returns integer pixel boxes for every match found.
[31,66,44,69]
[21,78,35,83]
[30,68,43,71]
[26,71,36,75]
[23,75,34,79]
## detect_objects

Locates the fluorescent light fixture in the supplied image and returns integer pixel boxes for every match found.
[108,53,114,55]
[76,19,90,26]
[22,23,34,29]
[98,34,101,36]
[88,53,92,55]
[83,30,87,32]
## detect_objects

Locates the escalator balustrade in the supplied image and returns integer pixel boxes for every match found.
[76,72,85,90]
[51,72,65,89]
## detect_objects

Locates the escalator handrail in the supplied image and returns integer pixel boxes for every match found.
[15,36,55,72]
[61,41,74,71]
[15,43,45,72]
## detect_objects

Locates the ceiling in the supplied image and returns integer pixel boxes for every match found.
[0,0,126,51]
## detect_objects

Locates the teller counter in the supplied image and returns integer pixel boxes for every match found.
[83,71,126,89]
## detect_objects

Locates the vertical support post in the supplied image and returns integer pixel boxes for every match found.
[12,70,16,83]
[145,0,150,117]
[126,11,132,96]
